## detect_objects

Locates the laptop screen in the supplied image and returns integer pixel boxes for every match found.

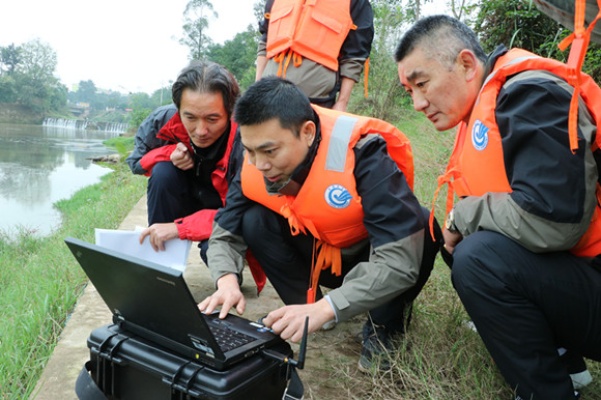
[64,237,282,370]
[66,237,222,351]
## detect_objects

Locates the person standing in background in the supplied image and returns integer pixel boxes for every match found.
[255,0,374,111]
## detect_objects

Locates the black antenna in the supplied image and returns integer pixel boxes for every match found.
[261,317,308,399]
[261,316,309,370]
[286,316,308,369]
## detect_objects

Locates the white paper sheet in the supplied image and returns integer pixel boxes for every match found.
[95,228,191,272]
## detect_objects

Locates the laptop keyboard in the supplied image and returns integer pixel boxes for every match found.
[208,321,255,352]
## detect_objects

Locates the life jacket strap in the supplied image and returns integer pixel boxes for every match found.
[307,239,342,304]
[274,49,304,79]
[557,0,601,153]
[429,168,459,241]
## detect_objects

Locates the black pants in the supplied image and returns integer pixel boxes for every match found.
[451,230,601,399]
[242,204,440,334]
[146,161,209,262]
[146,161,202,224]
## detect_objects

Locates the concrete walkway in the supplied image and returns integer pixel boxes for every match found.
[29,195,284,400]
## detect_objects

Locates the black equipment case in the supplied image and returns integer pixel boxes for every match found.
[76,324,295,400]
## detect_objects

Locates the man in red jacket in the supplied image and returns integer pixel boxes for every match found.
[125,61,241,263]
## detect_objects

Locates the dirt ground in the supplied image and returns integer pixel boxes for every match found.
[184,251,368,400]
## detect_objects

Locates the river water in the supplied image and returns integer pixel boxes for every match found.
[0,123,119,238]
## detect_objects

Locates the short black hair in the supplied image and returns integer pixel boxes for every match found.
[234,77,315,137]
[395,15,486,68]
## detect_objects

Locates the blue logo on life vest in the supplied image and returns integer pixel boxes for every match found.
[325,185,352,209]
[472,120,489,151]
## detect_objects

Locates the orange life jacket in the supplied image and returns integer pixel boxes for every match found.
[241,105,414,302]
[265,0,355,74]
[434,48,601,257]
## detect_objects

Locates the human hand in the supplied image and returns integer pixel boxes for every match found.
[331,99,348,112]
[170,142,194,170]
[262,299,335,343]
[442,229,463,254]
[198,274,245,319]
[139,223,179,252]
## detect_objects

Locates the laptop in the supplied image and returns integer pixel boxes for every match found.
[65,236,285,371]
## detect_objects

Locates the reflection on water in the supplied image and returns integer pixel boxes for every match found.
[0,123,118,237]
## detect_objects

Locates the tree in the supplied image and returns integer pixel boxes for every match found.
[180,0,217,60]
[129,92,155,111]
[0,44,22,75]
[75,80,98,104]
[473,0,563,54]
[448,0,479,21]
[350,0,414,120]
[253,0,267,23]
[10,39,66,113]
[0,74,18,103]
[47,83,68,112]
[403,0,433,20]
[16,39,58,83]
[207,28,259,90]
[150,83,173,108]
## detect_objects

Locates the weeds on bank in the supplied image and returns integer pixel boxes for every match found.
[0,162,146,399]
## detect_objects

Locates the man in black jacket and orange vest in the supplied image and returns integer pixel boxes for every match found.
[396,15,601,399]
[199,76,441,371]
[255,0,374,111]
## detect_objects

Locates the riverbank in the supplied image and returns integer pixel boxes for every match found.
[28,194,151,399]
[0,162,146,399]
[0,103,44,124]
[27,194,294,399]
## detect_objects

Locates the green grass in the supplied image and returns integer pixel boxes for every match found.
[0,162,146,399]
[104,136,135,160]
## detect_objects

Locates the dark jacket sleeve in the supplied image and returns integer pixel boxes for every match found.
[126,104,178,175]
[207,169,254,284]
[341,0,374,62]
[338,0,374,80]
[258,0,274,43]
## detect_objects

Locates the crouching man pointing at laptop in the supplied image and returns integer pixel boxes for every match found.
[198,76,441,371]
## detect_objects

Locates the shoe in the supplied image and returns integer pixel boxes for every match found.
[357,321,394,372]
[558,348,594,390]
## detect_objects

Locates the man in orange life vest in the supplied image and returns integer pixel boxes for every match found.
[255,0,374,111]
[396,15,601,399]
[199,76,441,370]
